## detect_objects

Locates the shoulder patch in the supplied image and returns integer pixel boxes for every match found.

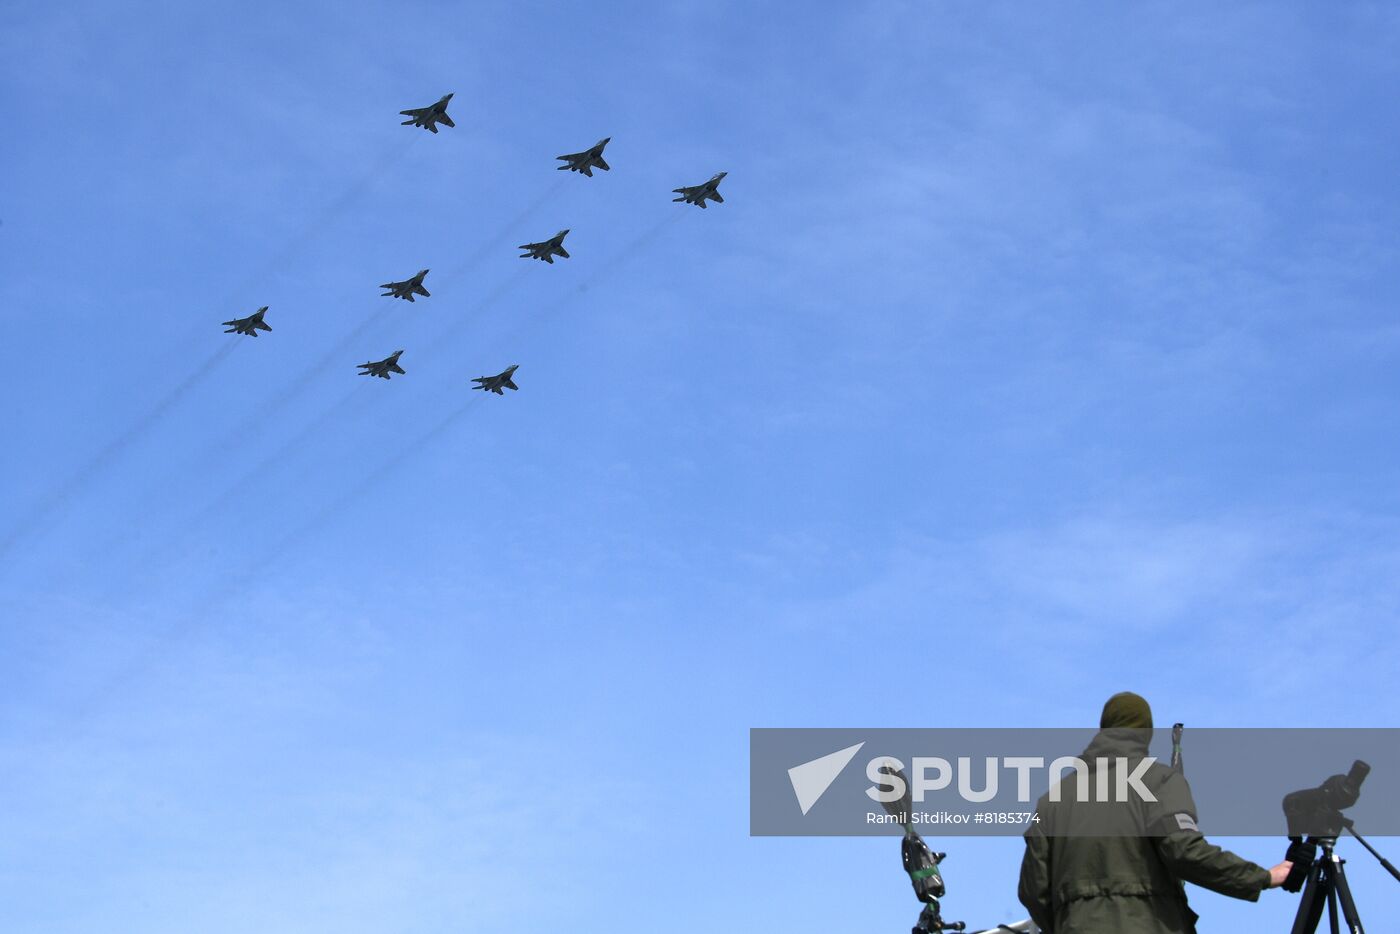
[1175,813,1199,832]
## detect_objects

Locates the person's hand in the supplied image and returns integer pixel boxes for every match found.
[1267,861,1294,888]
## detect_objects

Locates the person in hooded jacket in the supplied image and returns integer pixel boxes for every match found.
[1018,692,1293,933]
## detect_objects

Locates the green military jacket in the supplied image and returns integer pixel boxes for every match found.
[1018,729,1270,934]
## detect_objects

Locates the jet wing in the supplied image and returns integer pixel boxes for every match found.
[439,113,455,128]
[391,363,406,374]
[400,107,427,117]
[710,191,723,203]
[594,157,610,171]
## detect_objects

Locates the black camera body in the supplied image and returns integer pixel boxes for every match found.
[1282,760,1370,838]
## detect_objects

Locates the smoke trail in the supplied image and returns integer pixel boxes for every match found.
[0,340,240,562]
[168,176,561,499]
[189,311,385,473]
[67,208,693,713]
[459,210,687,358]
[264,394,486,557]
[108,262,528,592]
[442,177,569,281]
[72,393,487,716]
[214,135,419,312]
[129,378,375,581]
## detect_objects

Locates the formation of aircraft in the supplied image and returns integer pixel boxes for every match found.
[222,306,271,337]
[381,269,431,302]
[219,98,728,403]
[673,172,727,208]
[472,364,520,395]
[400,94,455,133]
[556,138,611,177]
[357,350,406,379]
[518,229,571,264]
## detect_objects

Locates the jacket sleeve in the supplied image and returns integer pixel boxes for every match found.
[1146,769,1270,901]
[1152,831,1271,901]
[1018,826,1054,933]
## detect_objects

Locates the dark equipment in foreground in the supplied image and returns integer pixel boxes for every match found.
[672,172,726,208]
[1281,760,1399,934]
[471,364,518,395]
[518,230,570,263]
[875,761,964,932]
[222,306,271,336]
[556,138,611,176]
[876,760,1040,932]
[357,350,405,379]
[380,268,431,302]
[399,93,455,133]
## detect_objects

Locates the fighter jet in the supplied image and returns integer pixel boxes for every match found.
[380,269,431,302]
[222,306,271,336]
[672,172,727,208]
[472,364,519,395]
[399,93,455,133]
[556,138,611,177]
[358,350,405,379]
[518,230,570,264]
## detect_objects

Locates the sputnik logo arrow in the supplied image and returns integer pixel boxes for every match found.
[787,742,865,815]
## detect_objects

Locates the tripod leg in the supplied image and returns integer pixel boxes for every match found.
[1291,861,1328,934]
[1326,880,1340,934]
[1330,858,1365,934]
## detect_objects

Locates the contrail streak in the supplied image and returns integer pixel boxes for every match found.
[72,393,487,716]
[0,340,240,563]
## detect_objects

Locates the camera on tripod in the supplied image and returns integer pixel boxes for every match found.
[1283,760,1370,839]
[1276,759,1400,934]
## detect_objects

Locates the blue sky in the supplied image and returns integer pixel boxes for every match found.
[2,1,1399,931]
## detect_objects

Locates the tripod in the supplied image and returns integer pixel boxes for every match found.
[1289,837,1363,934]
